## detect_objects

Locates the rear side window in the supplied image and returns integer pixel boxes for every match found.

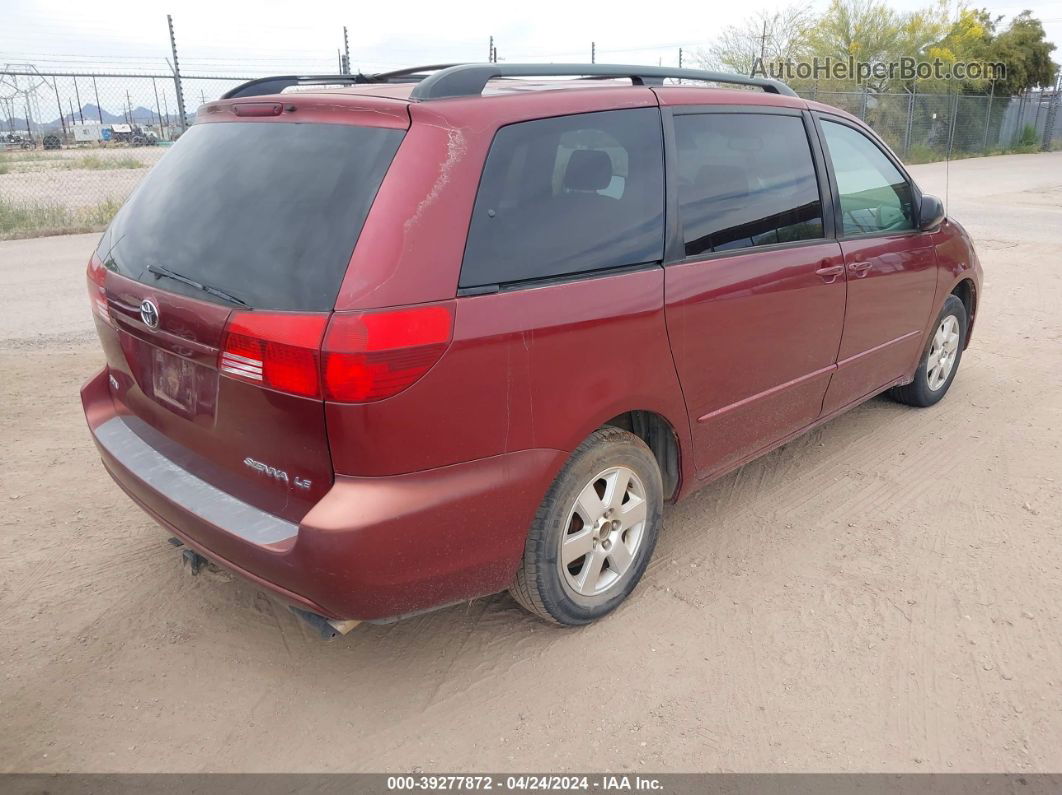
[820,120,914,236]
[674,113,824,257]
[98,121,404,311]
[460,108,664,289]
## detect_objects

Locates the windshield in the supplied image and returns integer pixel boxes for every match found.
[97,120,405,311]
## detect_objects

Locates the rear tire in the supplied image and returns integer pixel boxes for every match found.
[890,294,967,408]
[510,427,663,626]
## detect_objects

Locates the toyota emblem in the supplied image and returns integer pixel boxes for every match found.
[140,298,160,329]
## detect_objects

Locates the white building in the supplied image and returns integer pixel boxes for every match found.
[70,122,104,143]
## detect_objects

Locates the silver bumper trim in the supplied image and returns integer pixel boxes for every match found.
[94,416,299,545]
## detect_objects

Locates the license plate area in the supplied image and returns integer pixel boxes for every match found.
[152,348,197,416]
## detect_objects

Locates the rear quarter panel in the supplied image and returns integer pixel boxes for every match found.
[327,87,693,484]
[326,268,693,483]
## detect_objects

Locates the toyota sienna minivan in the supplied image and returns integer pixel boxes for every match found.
[81,63,982,630]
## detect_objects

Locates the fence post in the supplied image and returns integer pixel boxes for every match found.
[167,14,188,131]
[983,82,994,152]
[1033,88,1043,140]
[903,86,914,156]
[1042,74,1061,151]
[1015,90,1026,146]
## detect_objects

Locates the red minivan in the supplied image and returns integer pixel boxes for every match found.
[81,64,982,630]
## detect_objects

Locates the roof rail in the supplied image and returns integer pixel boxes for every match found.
[220,64,460,99]
[220,63,798,102]
[408,63,798,100]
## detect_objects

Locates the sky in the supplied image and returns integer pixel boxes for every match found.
[1,0,1060,128]
[3,0,1060,77]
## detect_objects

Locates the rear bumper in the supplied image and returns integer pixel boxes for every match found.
[82,367,565,621]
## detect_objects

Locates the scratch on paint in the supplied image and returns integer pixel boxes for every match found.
[403,125,466,238]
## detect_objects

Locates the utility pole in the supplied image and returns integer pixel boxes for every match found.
[73,76,84,123]
[126,90,133,125]
[91,75,103,125]
[489,36,493,63]
[678,47,683,69]
[343,26,350,74]
[52,79,67,140]
[152,77,163,133]
[760,20,768,61]
[591,41,596,64]
[167,14,188,131]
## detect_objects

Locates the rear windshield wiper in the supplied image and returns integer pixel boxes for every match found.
[146,264,250,308]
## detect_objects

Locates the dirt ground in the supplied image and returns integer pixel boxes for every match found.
[0,152,1060,774]
[1,146,165,210]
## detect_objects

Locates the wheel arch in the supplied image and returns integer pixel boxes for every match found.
[950,277,977,347]
[598,409,683,501]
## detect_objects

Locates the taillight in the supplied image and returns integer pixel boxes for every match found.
[87,252,111,324]
[219,312,328,398]
[217,304,453,402]
[322,305,453,402]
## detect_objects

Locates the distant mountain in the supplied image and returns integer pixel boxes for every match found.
[54,104,165,126]
[2,104,178,133]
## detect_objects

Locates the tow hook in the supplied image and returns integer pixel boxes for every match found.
[168,537,208,575]
[181,548,208,575]
[166,538,358,639]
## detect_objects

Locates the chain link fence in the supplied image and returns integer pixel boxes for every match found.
[0,70,250,239]
[2,68,1061,239]
[813,87,1062,163]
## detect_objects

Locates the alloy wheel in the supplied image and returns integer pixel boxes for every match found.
[559,466,648,597]
[927,314,961,391]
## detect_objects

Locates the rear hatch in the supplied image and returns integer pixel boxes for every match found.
[89,111,406,522]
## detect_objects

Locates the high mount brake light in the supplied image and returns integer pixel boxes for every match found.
[218,305,453,402]
[323,305,453,402]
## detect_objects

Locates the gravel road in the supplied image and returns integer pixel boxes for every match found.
[0,152,1060,773]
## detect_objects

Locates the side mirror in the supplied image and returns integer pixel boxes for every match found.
[918,194,946,231]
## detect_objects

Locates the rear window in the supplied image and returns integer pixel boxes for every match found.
[460,108,664,289]
[97,121,404,311]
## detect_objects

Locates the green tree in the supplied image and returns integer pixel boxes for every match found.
[985,10,1057,93]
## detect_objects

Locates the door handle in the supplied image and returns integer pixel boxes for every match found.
[815,263,844,283]
[848,261,874,277]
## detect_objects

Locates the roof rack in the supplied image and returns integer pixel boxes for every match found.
[409,63,798,100]
[220,64,460,99]
[220,63,797,101]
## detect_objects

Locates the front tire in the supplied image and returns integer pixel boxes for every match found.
[510,427,663,626]
[890,294,967,407]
